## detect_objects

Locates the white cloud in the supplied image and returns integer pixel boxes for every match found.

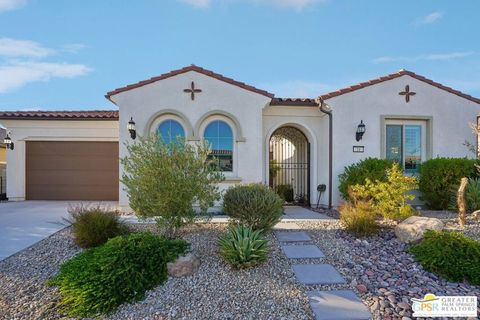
[178,0,325,10]
[61,43,87,54]
[179,0,211,8]
[0,38,54,58]
[415,11,443,25]
[260,80,334,98]
[0,60,92,93]
[0,0,26,12]
[373,51,474,63]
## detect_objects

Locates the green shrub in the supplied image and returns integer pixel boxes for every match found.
[338,158,394,200]
[48,232,189,317]
[419,158,478,210]
[340,200,379,236]
[121,135,224,237]
[66,205,128,248]
[218,224,269,268]
[275,184,294,202]
[351,163,418,221]
[409,230,480,285]
[223,184,284,231]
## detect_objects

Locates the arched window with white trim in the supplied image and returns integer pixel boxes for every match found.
[158,119,185,144]
[203,120,233,172]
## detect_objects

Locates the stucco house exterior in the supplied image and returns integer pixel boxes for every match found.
[1,65,480,210]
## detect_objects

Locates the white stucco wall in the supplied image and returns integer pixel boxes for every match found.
[326,75,480,206]
[263,105,329,206]
[1,119,119,201]
[110,70,272,209]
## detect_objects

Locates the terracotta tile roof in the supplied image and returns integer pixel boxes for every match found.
[0,110,119,120]
[106,64,274,101]
[270,98,318,106]
[319,69,480,104]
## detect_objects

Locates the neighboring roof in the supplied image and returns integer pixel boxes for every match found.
[105,64,274,101]
[0,110,119,120]
[319,69,480,104]
[270,98,318,106]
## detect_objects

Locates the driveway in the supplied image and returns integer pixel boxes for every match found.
[0,201,117,260]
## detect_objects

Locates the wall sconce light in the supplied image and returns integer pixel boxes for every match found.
[4,132,14,150]
[127,117,136,140]
[356,120,366,141]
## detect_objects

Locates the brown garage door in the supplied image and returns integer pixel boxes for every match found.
[26,141,119,200]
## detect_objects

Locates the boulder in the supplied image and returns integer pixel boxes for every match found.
[167,253,200,277]
[395,216,444,244]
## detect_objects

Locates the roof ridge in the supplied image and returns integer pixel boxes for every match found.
[106,65,274,100]
[319,69,480,104]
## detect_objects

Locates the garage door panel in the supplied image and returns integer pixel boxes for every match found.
[27,155,118,171]
[27,170,118,186]
[26,141,119,201]
[27,184,118,201]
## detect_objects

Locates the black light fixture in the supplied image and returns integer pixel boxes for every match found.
[356,120,366,141]
[4,132,14,150]
[127,117,136,140]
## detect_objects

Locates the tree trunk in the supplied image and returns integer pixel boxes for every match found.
[457,177,468,227]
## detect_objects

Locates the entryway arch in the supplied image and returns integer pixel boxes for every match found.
[269,126,310,205]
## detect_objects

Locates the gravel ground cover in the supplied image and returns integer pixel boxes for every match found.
[297,217,480,320]
[0,223,311,320]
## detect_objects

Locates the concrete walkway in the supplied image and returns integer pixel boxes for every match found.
[0,201,117,260]
[275,228,371,320]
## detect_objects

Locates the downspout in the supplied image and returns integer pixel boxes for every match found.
[317,98,333,209]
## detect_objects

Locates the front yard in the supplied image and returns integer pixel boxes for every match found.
[1,212,479,320]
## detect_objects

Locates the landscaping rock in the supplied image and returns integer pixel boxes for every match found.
[394,216,444,243]
[167,253,200,277]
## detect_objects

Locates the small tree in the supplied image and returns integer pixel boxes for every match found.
[351,163,418,221]
[121,135,224,237]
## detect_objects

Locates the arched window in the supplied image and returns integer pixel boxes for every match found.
[204,120,233,172]
[158,119,185,144]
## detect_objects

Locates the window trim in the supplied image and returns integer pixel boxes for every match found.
[145,110,193,139]
[380,115,432,167]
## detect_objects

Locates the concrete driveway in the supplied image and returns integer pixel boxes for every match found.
[0,201,117,260]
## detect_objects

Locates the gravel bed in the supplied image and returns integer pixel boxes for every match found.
[421,210,480,241]
[296,220,480,320]
[0,227,80,320]
[0,223,311,320]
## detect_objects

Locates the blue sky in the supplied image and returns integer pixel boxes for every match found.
[0,0,479,111]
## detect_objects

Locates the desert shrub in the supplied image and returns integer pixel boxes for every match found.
[275,184,294,202]
[339,200,379,236]
[409,230,480,285]
[66,204,128,248]
[223,184,284,231]
[419,158,478,210]
[48,232,189,317]
[121,135,224,237]
[218,224,269,268]
[351,163,418,221]
[338,158,394,200]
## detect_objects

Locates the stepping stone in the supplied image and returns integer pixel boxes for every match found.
[292,264,346,285]
[281,245,325,259]
[275,231,311,242]
[273,222,300,230]
[307,290,371,320]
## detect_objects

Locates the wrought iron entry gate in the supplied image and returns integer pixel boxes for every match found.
[269,126,310,205]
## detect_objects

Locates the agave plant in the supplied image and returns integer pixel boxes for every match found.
[218,224,269,269]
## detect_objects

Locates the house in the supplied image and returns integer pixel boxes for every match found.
[1,65,479,210]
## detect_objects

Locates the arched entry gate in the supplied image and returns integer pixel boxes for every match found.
[269,126,310,205]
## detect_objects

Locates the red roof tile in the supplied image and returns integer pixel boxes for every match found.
[270,98,318,106]
[0,110,119,120]
[105,64,274,101]
[319,69,480,104]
